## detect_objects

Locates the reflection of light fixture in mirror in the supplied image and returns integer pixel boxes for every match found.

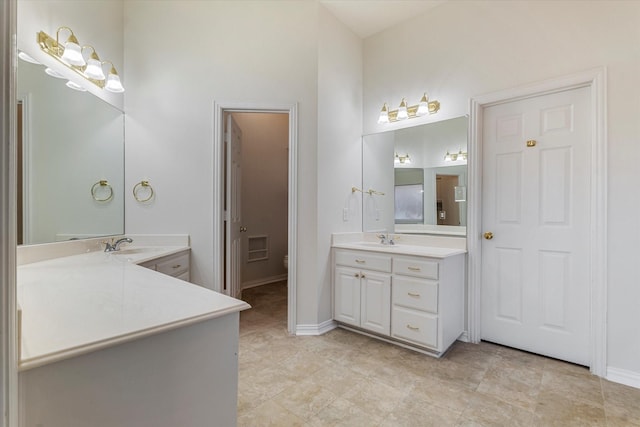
[394,153,412,165]
[377,93,440,123]
[37,27,124,93]
[44,67,65,78]
[18,51,40,64]
[65,80,87,92]
[444,149,468,162]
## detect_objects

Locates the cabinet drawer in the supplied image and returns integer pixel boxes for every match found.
[392,306,438,348]
[334,249,391,273]
[156,252,190,277]
[394,256,438,279]
[393,276,438,313]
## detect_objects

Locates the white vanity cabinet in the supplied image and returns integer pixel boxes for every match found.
[333,249,392,336]
[140,249,190,281]
[332,246,465,356]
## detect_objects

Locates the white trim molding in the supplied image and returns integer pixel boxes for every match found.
[1,0,19,424]
[241,274,287,291]
[296,319,337,336]
[468,68,608,377]
[212,102,298,335]
[607,367,640,390]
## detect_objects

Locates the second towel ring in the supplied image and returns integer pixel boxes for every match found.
[133,180,154,202]
[91,180,113,202]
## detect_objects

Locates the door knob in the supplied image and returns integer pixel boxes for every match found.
[240,226,247,232]
[484,232,494,240]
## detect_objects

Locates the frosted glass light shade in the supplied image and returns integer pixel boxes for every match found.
[84,58,106,80]
[377,103,390,124]
[396,99,408,121]
[105,73,125,93]
[60,41,85,66]
[416,93,429,116]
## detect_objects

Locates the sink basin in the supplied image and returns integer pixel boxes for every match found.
[110,247,165,256]
[353,242,404,249]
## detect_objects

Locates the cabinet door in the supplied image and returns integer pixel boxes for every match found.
[360,271,391,336]
[334,266,361,327]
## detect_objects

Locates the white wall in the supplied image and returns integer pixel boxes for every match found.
[363,0,640,381]
[232,113,288,287]
[124,1,328,326]
[316,6,363,326]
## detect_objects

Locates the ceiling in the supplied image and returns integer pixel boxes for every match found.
[319,0,447,38]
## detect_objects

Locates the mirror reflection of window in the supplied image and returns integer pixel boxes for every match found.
[395,184,424,223]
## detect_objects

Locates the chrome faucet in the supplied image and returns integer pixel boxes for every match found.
[104,237,133,252]
[376,231,395,245]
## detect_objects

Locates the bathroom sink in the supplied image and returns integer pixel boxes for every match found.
[353,242,404,249]
[109,247,166,257]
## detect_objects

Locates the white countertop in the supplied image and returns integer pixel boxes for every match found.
[332,242,466,258]
[17,246,250,371]
[331,232,467,258]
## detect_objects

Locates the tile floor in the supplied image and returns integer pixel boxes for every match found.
[238,281,640,426]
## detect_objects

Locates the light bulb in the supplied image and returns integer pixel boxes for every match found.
[105,69,125,93]
[60,34,86,66]
[416,93,429,116]
[84,57,106,80]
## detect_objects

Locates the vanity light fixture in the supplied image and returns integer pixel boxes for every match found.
[377,92,440,124]
[394,153,412,165]
[37,27,125,93]
[444,149,467,162]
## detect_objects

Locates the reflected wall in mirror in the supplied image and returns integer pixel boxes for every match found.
[17,58,124,245]
[363,116,468,236]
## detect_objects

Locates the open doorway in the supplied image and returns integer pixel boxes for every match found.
[213,103,298,334]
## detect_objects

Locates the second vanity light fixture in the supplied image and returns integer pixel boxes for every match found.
[37,27,125,93]
[378,93,440,124]
[444,149,468,162]
[394,153,412,165]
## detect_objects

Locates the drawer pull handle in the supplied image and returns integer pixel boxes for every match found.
[408,267,421,271]
[406,324,420,331]
[172,264,181,269]
[355,259,366,264]
[408,292,420,297]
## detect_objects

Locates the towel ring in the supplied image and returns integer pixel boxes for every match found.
[133,180,154,202]
[91,180,113,202]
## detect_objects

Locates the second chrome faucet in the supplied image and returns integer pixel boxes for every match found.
[104,237,133,252]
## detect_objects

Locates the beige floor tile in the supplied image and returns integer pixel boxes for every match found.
[533,389,607,427]
[460,392,535,427]
[238,282,640,427]
[271,376,340,421]
[237,399,307,427]
[307,398,384,427]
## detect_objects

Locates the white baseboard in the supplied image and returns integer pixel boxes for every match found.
[457,331,470,343]
[607,367,640,389]
[296,319,337,336]
[241,274,287,290]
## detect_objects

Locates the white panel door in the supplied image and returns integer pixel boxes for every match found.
[360,270,391,335]
[481,86,591,365]
[225,114,243,299]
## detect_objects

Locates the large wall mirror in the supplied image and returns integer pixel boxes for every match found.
[17,58,124,245]
[363,116,468,236]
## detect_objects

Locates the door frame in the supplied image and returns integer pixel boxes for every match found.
[467,68,607,376]
[213,101,298,335]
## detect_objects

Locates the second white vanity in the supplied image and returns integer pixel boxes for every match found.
[332,233,466,356]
